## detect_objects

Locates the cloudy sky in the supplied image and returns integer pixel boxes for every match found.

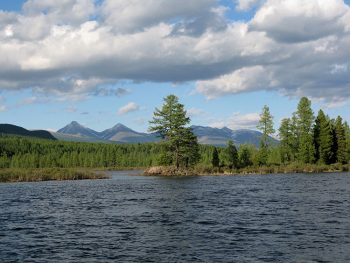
[1,0,350,132]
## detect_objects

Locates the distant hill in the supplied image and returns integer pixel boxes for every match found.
[191,125,278,147]
[0,124,56,140]
[54,121,277,147]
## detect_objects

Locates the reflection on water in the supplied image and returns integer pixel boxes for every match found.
[1,171,350,262]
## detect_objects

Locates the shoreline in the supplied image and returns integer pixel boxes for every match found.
[1,163,349,183]
[143,164,350,177]
[0,168,110,183]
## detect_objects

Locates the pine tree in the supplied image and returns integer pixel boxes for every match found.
[222,140,238,169]
[257,105,275,165]
[211,147,220,168]
[296,97,315,163]
[279,118,293,163]
[315,110,333,164]
[344,121,350,163]
[238,144,253,168]
[149,95,199,168]
[335,116,347,164]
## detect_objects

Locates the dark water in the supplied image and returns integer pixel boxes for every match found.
[1,172,350,263]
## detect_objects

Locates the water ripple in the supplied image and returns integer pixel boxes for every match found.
[0,172,350,262]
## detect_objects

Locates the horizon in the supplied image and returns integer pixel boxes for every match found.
[1,0,350,133]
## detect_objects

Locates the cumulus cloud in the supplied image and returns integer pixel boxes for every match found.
[249,0,349,43]
[101,0,217,33]
[118,102,140,115]
[196,66,278,98]
[0,0,350,106]
[210,112,260,130]
[236,0,261,11]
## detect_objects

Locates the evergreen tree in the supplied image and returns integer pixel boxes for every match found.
[238,144,253,168]
[211,147,220,168]
[226,140,238,169]
[296,97,315,163]
[149,95,199,168]
[279,118,293,163]
[344,121,350,163]
[315,110,333,164]
[257,105,275,165]
[335,116,347,164]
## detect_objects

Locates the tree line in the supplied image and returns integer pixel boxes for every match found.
[1,95,350,171]
[209,97,350,169]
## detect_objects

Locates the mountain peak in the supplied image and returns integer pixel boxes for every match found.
[58,121,99,138]
[112,123,129,130]
[69,121,83,127]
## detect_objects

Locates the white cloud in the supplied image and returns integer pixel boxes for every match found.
[118,102,140,115]
[330,63,348,74]
[209,112,260,130]
[236,0,261,11]
[250,0,349,43]
[101,0,216,33]
[0,0,349,106]
[196,66,278,99]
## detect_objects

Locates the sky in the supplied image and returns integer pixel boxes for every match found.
[1,0,350,133]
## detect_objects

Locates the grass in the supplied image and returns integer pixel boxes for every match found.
[0,168,110,183]
[144,163,350,176]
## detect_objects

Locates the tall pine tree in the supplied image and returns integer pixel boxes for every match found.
[257,105,275,165]
[149,95,199,168]
[279,118,293,163]
[315,110,333,164]
[296,97,315,163]
[335,116,347,164]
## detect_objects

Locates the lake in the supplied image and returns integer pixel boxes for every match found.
[1,171,350,262]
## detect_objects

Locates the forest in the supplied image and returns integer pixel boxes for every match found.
[1,96,350,173]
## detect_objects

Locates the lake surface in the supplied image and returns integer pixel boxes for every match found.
[1,171,350,262]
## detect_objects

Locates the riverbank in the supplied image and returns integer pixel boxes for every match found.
[144,163,350,176]
[0,168,109,183]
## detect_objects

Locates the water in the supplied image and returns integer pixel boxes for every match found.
[1,171,350,262]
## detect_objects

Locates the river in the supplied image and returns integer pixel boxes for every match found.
[1,171,350,262]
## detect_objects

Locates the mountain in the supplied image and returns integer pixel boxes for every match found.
[56,121,159,144]
[0,124,56,140]
[191,125,278,147]
[54,121,278,147]
[99,123,158,143]
[57,121,100,139]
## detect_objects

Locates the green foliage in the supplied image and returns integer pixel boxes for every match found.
[220,140,238,169]
[149,95,199,168]
[314,110,333,164]
[257,105,275,148]
[335,116,347,164]
[279,118,294,163]
[296,97,315,163]
[211,147,220,168]
[238,144,254,168]
[267,147,281,166]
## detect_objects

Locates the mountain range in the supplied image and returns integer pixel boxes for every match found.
[0,124,56,140]
[53,121,277,147]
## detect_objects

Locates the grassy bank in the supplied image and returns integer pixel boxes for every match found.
[0,168,110,183]
[144,163,350,176]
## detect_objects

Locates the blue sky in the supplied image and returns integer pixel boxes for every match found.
[1,0,350,133]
